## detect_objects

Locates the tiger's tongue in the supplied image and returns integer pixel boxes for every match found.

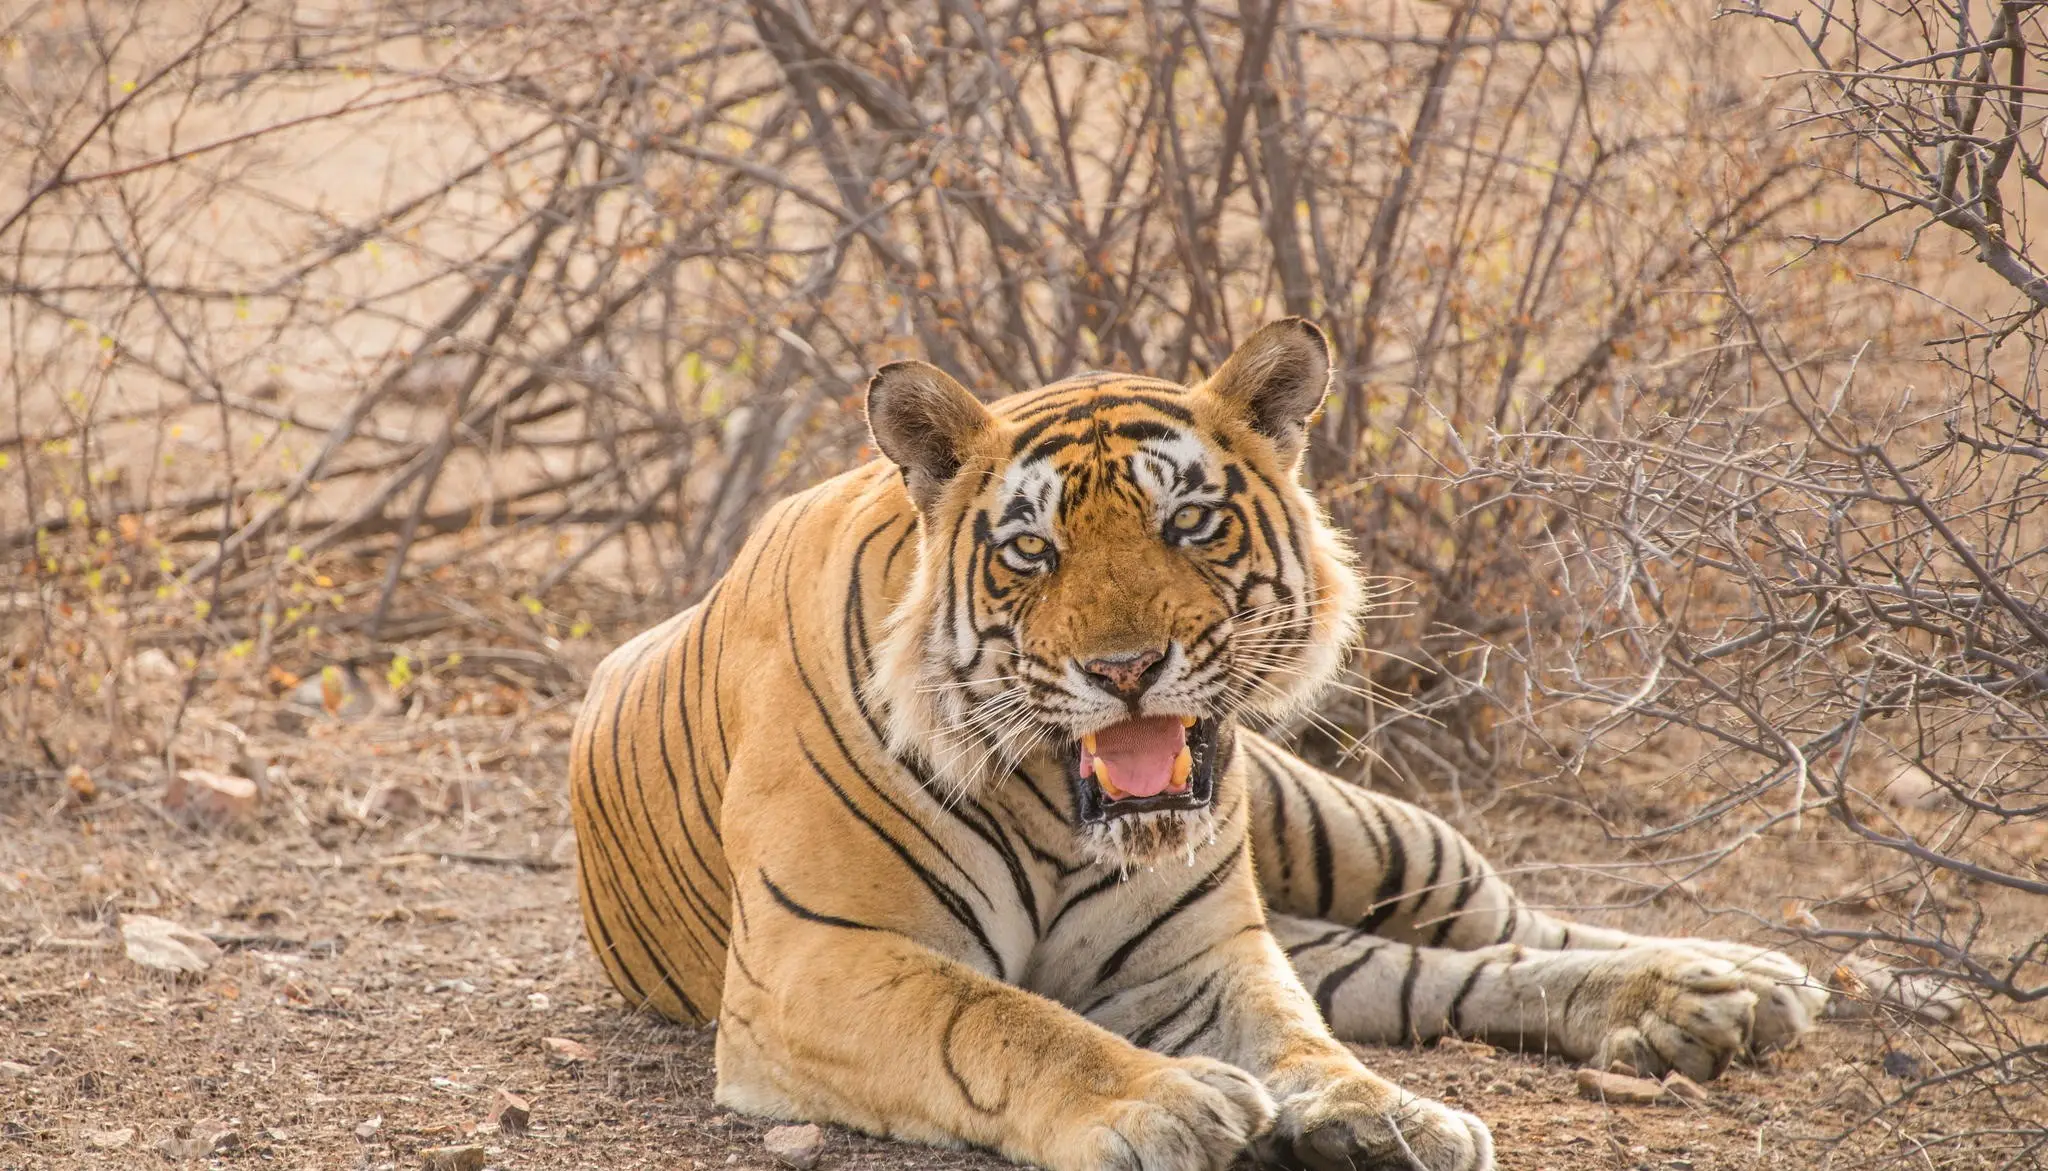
[1083,716,1187,799]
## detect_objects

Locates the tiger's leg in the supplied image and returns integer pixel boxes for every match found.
[1242,734,1826,1059]
[1271,914,1762,1081]
[715,885,1272,1171]
[1084,920,1493,1171]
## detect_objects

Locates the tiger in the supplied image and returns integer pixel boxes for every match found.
[568,319,1832,1171]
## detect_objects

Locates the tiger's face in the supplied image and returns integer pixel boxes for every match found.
[867,320,1360,867]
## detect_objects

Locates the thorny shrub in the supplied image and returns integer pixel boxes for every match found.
[1,0,2040,1163]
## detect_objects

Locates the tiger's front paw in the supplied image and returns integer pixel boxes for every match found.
[1262,1074,1493,1171]
[1583,949,1759,1082]
[1068,1056,1276,1171]
[1669,939,1828,1053]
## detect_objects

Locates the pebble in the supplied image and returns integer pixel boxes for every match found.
[0,1061,31,1079]
[491,1088,532,1135]
[1576,1068,1671,1105]
[542,1036,593,1065]
[1662,1072,1708,1104]
[419,1145,486,1171]
[763,1122,824,1169]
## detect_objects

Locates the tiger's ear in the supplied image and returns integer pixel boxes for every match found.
[865,361,994,513]
[1201,318,1331,465]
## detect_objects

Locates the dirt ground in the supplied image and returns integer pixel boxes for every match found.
[0,682,2030,1171]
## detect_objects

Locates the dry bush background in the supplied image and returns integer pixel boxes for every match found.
[2,0,2044,1165]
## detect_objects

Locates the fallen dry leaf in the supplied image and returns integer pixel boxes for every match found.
[164,769,260,825]
[541,1036,592,1066]
[84,1127,132,1150]
[120,915,222,975]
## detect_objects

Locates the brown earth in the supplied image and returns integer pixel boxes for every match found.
[0,687,2024,1171]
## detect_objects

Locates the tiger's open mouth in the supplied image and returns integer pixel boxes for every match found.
[1067,715,1221,823]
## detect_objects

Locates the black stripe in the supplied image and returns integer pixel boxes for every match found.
[1430,846,1482,947]
[796,737,1007,975]
[840,519,1043,935]
[1256,747,1295,897]
[773,534,1004,940]
[1396,947,1424,1044]
[1095,851,1242,987]
[1357,803,1411,933]
[1295,767,1335,919]
[1313,943,1385,1023]
[577,682,705,1017]
[1167,987,1227,1055]
[1284,926,1351,958]
[1494,905,1521,945]
[1407,821,1446,932]
[759,869,882,933]
[574,839,649,1005]
[1048,870,1125,935]
[576,797,701,1017]
[1130,971,1222,1051]
[1447,956,1496,1036]
[618,666,724,956]
[649,649,731,938]
[684,584,728,842]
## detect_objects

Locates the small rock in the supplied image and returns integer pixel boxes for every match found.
[354,1115,384,1140]
[1435,1037,1499,1058]
[1661,1072,1707,1104]
[490,1088,531,1135]
[164,769,261,825]
[362,782,425,821]
[84,1127,133,1150]
[419,1144,487,1171]
[1880,763,1951,810]
[542,1036,592,1065]
[129,647,179,681]
[1575,1068,1670,1105]
[0,1061,31,1079]
[158,1136,211,1161]
[64,764,97,804]
[153,1124,237,1161]
[1883,1050,1926,1079]
[121,915,222,975]
[763,1123,823,1169]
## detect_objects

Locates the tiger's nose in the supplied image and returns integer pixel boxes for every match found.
[1078,648,1166,700]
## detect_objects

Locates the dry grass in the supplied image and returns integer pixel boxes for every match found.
[4,0,2046,1166]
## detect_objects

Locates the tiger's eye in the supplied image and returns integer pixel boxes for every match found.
[1011,534,1047,556]
[1172,505,1209,531]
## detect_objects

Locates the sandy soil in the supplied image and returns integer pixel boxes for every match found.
[0,688,2021,1171]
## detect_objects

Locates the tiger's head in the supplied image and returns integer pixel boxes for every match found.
[866,320,1361,867]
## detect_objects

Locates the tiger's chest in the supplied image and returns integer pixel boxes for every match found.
[959,770,1258,1008]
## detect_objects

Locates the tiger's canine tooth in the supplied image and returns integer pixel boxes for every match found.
[1179,715,1196,728]
[1169,745,1193,789]
[1094,759,1127,799]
